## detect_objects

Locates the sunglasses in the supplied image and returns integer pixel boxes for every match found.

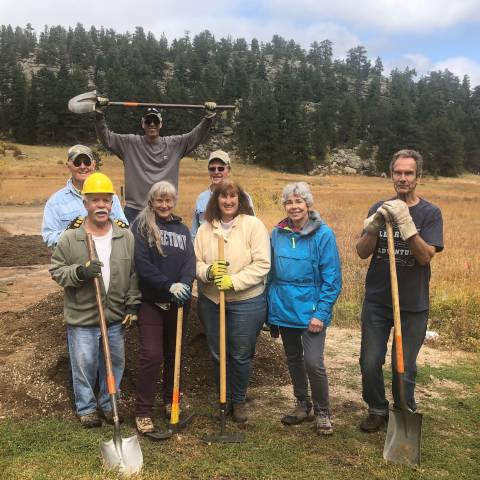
[144,116,161,126]
[72,157,92,167]
[208,165,226,173]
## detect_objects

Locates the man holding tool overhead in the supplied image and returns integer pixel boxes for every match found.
[355,149,443,433]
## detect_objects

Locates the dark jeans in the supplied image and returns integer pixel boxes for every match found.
[135,302,188,416]
[124,206,141,226]
[198,293,266,403]
[359,300,428,415]
[280,326,330,413]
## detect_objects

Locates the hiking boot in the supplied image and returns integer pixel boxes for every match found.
[232,402,248,423]
[359,413,389,433]
[79,412,102,428]
[135,416,155,435]
[281,399,314,426]
[315,411,333,436]
[99,409,124,425]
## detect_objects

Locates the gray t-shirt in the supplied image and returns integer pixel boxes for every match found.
[364,197,443,312]
[96,115,213,210]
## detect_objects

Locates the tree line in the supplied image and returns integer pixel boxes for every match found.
[1,23,479,176]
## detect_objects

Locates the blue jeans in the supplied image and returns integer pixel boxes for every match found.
[198,293,266,403]
[359,301,428,415]
[67,322,125,417]
[124,206,141,226]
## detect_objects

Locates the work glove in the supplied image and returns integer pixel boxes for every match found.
[77,259,103,281]
[363,209,386,235]
[381,199,417,241]
[214,274,234,291]
[169,283,192,305]
[207,260,229,281]
[204,101,217,119]
[95,94,109,114]
[122,307,138,329]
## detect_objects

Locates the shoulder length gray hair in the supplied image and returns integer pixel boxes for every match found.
[281,182,314,207]
[135,181,177,255]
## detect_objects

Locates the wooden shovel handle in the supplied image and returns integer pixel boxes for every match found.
[386,222,405,374]
[218,235,227,404]
[170,306,183,425]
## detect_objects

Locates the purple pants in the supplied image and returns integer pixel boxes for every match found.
[135,302,188,416]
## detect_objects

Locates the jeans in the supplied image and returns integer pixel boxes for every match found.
[280,326,330,414]
[359,301,428,415]
[198,293,266,403]
[135,302,189,416]
[67,322,125,417]
[124,206,141,226]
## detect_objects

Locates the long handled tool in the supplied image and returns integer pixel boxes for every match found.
[145,306,195,441]
[86,234,143,475]
[383,222,422,466]
[68,90,235,114]
[202,236,245,444]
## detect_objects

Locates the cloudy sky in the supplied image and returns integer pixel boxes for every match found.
[3,0,480,86]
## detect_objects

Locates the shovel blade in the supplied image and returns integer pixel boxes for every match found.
[100,435,143,475]
[383,409,422,466]
[68,90,98,114]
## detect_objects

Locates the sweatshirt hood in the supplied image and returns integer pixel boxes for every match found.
[276,210,323,236]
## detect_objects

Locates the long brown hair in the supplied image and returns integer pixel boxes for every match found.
[204,179,254,223]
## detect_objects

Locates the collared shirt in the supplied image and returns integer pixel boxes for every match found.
[41,178,128,247]
[191,187,255,240]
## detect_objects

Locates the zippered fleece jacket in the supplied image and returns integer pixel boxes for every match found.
[95,115,213,211]
[195,214,271,304]
[267,211,342,328]
[50,222,141,326]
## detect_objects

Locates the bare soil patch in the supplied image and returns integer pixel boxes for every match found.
[0,234,52,267]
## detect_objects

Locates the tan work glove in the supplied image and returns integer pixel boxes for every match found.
[204,101,217,119]
[122,307,138,329]
[381,199,417,240]
[95,94,109,115]
[363,208,386,235]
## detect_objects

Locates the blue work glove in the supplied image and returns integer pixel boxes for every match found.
[169,283,192,305]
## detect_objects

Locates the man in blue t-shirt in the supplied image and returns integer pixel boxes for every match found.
[356,149,444,433]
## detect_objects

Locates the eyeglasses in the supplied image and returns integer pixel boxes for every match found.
[144,116,161,126]
[72,157,92,167]
[208,166,226,173]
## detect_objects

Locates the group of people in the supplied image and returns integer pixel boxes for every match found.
[44,104,443,440]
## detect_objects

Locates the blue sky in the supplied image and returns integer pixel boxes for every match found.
[2,0,480,86]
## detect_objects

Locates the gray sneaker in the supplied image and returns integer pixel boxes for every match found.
[281,399,314,426]
[315,411,333,435]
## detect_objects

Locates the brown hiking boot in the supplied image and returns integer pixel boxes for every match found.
[359,413,388,433]
[281,399,314,426]
[315,411,333,436]
[135,417,155,434]
[79,412,102,428]
[232,402,248,423]
[99,409,124,425]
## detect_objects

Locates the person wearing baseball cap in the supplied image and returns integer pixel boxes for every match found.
[191,150,254,239]
[42,145,127,247]
[95,96,217,224]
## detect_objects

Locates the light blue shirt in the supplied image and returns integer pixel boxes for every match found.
[41,178,128,247]
[191,187,255,240]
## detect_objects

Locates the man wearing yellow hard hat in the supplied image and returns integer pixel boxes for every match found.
[50,172,140,428]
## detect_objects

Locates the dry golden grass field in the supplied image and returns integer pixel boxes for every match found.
[1,144,479,349]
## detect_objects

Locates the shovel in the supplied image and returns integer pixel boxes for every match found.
[68,90,235,114]
[383,222,422,466]
[202,235,245,444]
[144,306,195,441]
[86,234,143,475]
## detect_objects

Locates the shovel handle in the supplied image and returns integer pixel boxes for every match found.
[218,236,227,404]
[170,306,183,425]
[386,222,404,374]
[86,233,117,395]
[108,101,235,110]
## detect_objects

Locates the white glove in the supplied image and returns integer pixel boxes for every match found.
[381,199,417,240]
[169,283,191,304]
[204,101,217,119]
[363,210,386,235]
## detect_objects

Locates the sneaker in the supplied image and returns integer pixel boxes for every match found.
[135,416,155,434]
[99,409,124,425]
[281,399,314,426]
[232,402,248,423]
[315,411,333,436]
[359,413,389,433]
[79,412,102,428]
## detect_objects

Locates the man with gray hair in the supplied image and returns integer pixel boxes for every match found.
[356,149,444,433]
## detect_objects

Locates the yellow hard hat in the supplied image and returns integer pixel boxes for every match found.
[81,172,115,195]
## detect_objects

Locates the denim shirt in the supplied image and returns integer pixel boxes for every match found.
[42,178,128,247]
[191,188,255,240]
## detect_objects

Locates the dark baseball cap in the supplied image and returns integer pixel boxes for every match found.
[143,107,162,122]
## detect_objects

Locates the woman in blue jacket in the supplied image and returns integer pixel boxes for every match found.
[132,181,195,435]
[268,182,342,435]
